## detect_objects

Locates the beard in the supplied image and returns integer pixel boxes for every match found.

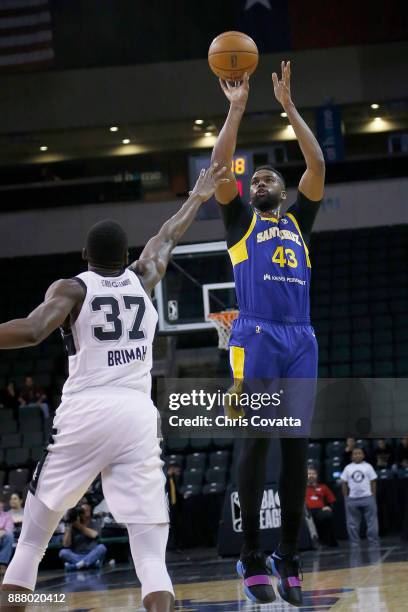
[251,190,282,214]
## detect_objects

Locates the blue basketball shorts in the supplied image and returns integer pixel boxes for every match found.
[228,315,318,433]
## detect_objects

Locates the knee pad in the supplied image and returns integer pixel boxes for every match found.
[126,523,174,601]
[3,492,64,591]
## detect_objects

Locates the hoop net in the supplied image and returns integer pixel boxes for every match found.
[208,310,239,350]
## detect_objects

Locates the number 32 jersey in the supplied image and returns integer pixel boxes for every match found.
[61,268,158,396]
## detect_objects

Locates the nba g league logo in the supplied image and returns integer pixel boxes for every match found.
[231,488,281,532]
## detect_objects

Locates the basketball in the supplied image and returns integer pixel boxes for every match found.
[208,31,258,81]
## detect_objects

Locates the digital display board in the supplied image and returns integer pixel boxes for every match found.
[189,152,252,220]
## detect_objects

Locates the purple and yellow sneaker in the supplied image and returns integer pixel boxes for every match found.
[268,550,303,607]
[236,550,276,604]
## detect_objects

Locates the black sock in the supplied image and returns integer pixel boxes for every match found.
[278,438,308,558]
[237,437,270,556]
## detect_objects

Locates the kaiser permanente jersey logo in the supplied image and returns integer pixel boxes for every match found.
[231,488,281,532]
[257,226,301,245]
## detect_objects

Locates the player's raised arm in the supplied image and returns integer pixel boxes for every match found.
[211,74,249,204]
[272,61,325,201]
[0,279,84,349]
[131,163,229,293]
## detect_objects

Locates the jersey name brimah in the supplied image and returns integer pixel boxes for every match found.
[61,268,158,396]
[108,346,147,366]
[256,227,301,245]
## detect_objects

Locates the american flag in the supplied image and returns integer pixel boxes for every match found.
[0,0,54,72]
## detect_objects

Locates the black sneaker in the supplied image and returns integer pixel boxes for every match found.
[268,550,303,607]
[236,550,276,604]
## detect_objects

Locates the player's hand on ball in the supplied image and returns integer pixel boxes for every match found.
[272,60,292,109]
[190,162,230,202]
[219,72,249,112]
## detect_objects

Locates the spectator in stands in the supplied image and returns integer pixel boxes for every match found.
[396,437,408,467]
[341,448,379,548]
[7,493,24,539]
[59,500,106,571]
[0,380,19,420]
[372,439,394,469]
[166,463,183,550]
[0,498,14,578]
[342,437,356,469]
[18,374,49,419]
[306,468,338,547]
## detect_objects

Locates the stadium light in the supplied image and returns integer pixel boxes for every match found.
[280,112,287,118]
[371,103,380,109]
[195,119,204,125]
[110,126,119,132]
[40,146,48,151]
[122,138,131,144]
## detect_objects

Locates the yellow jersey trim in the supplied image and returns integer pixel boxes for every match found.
[228,212,257,266]
[286,212,311,268]
[258,214,278,222]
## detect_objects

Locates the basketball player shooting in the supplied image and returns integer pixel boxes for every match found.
[211,62,325,607]
[0,163,229,612]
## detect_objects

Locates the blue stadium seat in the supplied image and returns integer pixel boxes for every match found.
[205,467,227,485]
[376,468,392,480]
[182,468,204,487]
[165,438,189,453]
[23,432,44,447]
[326,440,345,459]
[180,484,201,498]
[0,421,18,435]
[202,483,225,495]
[208,450,230,469]
[166,454,184,467]
[185,452,206,470]
[6,447,30,468]
[190,437,212,451]
[1,433,22,448]
[308,442,322,460]
[8,468,30,488]
[30,447,44,463]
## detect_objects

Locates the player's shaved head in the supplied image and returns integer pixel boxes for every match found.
[250,165,287,213]
[253,165,286,189]
[85,219,128,267]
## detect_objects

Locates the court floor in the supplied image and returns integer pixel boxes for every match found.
[17,538,408,611]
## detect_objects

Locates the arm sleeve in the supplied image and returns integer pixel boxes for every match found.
[286,190,322,247]
[217,194,254,249]
[324,485,336,504]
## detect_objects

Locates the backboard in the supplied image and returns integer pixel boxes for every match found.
[154,241,237,332]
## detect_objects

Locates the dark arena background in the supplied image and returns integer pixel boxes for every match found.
[0,1,408,610]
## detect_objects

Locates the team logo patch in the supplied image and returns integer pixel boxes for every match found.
[351,470,365,482]
[281,217,288,224]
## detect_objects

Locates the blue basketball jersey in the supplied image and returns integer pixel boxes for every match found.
[229,210,311,323]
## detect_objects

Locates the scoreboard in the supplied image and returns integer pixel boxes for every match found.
[188,146,287,220]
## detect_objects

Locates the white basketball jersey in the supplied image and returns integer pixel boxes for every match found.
[62,268,158,396]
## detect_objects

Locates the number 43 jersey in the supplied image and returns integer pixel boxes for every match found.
[61,268,158,397]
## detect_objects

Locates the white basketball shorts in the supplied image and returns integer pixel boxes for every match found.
[29,387,168,524]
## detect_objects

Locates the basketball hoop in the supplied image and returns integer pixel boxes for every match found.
[208,310,239,350]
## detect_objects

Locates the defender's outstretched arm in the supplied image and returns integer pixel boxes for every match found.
[0,279,83,349]
[272,61,325,201]
[132,163,229,293]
